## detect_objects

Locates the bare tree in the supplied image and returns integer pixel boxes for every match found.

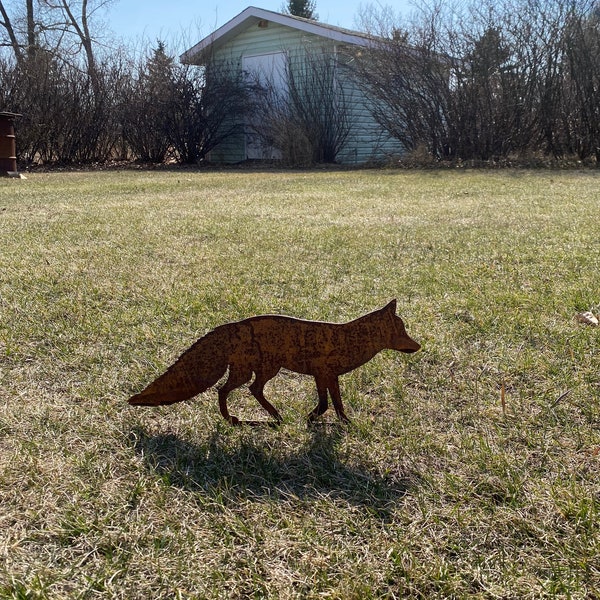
[0,2,22,60]
[0,0,40,62]
[55,0,118,87]
[0,1,113,79]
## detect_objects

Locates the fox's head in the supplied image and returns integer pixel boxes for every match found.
[381,299,421,353]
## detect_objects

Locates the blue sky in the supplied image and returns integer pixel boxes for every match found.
[106,0,412,50]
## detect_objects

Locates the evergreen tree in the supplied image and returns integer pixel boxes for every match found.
[284,0,318,20]
[121,40,175,162]
[146,40,175,105]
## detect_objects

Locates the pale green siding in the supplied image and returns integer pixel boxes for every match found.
[208,20,403,165]
[215,21,308,60]
[335,52,404,164]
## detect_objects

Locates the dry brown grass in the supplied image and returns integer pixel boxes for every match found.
[1,169,599,598]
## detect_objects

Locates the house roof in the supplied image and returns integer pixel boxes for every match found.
[180,6,374,64]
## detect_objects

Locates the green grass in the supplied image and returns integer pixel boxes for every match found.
[1,168,599,598]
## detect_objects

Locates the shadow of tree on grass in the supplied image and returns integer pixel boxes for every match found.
[130,425,419,516]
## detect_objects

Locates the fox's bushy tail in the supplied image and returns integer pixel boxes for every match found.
[128,328,229,406]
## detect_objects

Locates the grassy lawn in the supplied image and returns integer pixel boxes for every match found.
[1,168,599,598]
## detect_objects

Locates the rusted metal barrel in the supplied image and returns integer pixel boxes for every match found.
[0,112,21,175]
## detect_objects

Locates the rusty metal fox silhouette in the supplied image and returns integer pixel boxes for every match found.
[128,300,420,425]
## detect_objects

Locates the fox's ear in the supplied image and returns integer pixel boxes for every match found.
[385,299,397,313]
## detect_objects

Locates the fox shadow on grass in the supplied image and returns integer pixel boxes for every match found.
[130,424,419,516]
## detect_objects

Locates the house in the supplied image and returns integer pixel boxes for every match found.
[180,6,403,165]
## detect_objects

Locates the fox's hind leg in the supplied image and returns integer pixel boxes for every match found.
[307,377,329,424]
[217,364,253,425]
[249,367,282,423]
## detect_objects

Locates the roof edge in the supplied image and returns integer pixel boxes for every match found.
[180,6,374,64]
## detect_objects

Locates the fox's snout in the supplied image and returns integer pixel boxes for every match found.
[128,392,156,406]
[401,345,420,353]
[394,325,421,353]
[400,338,421,353]
[391,314,421,354]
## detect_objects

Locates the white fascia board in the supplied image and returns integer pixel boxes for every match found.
[180,6,373,64]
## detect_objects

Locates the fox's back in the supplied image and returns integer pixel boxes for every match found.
[224,314,383,376]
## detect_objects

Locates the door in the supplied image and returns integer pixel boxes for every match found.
[242,52,288,159]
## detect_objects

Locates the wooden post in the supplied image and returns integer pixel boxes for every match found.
[0,112,21,176]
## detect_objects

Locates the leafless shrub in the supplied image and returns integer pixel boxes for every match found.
[561,9,600,161]
[120,43,253,164]
[251,47,351,165]
[354,0,600,163]
[2,0,599,166]
[0,49,127,164]
[167,61,254,164]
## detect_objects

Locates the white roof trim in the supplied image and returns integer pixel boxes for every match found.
[180,6,373,63]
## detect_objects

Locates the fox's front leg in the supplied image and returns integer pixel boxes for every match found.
[307,377,329,424]
[327,376,350,424]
